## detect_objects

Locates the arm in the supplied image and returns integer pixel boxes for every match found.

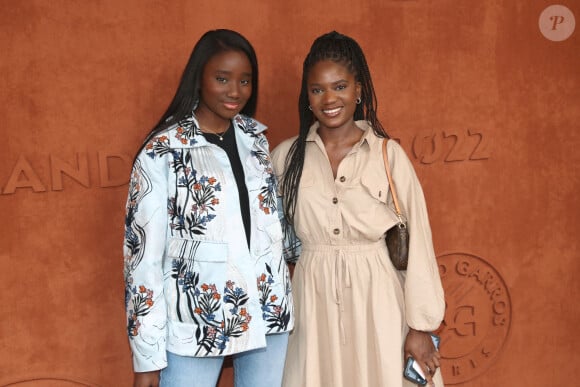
[124,148,169,372]
[133,370,161,387]
[388,141,445,330]
[388,142,444,382]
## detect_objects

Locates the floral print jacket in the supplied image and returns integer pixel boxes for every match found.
[124,114,294,372]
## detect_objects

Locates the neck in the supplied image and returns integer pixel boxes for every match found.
[317,121,362,147]
[194,110,231,134]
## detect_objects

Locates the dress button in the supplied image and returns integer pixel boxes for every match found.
[332,197,338,204]
[339,176,346,182]
[333,228,340,235]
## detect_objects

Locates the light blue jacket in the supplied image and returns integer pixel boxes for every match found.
[123,114,294,372]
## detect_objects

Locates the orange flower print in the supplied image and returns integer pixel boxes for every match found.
[211,198,219,205]
[146,299,154,307]
[181,138,187,144]
[241,322,249,331]
[263,207,270,215]
[139,285,147,293]
[146,143,153,150]
[201,283,209,291]
[177,127,184,133]
[213,293,221,300]
[240,308,247,316]
[260,274,266,282]
[270,295,278,302]
[194,307,202,314]
[194,183,202,191]
[208,177,216,185]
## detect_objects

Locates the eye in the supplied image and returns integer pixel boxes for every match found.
[335,83,347,91]
[240,79,250,86]
[216,77,227,83]
[310,88,323,95]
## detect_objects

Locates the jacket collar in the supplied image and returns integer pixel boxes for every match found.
[168,113,267,148]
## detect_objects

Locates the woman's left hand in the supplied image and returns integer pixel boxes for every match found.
[404,328,441,385]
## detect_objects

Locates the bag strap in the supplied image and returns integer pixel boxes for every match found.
[382,139,404,220]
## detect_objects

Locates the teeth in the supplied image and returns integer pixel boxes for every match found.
[323,107,341,115]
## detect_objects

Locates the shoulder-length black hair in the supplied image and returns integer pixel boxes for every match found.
[282,31,389,227]
[134,29,258,158]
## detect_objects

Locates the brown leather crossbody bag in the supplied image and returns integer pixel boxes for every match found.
[382,139,409,270]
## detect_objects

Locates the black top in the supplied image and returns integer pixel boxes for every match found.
[202,123,251,249]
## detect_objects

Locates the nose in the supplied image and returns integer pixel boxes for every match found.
[227,83,241,99]
[322,90,337,105]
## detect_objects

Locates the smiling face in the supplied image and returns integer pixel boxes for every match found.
[307,59,361,132]
[195,50,253,129]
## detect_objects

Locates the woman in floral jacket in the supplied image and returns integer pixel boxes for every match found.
[123,29,293,387]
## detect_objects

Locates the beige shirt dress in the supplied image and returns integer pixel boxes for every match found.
[271,121,445,387]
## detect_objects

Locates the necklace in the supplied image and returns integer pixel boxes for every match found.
[204,125,230,141]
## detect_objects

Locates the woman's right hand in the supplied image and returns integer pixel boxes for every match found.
[133,370,161,387]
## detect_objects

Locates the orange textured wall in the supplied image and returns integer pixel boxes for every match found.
[1,1,578,386]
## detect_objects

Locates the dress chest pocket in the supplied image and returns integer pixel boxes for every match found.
[360,172,388,205]
[358,171,399,230]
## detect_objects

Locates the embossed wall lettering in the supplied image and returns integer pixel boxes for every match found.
[437,253,511,384]
[1,152,132,194]
[406,129,491,164]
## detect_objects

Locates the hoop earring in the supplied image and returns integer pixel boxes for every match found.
[308,105,313,111]
[356,98,362,105]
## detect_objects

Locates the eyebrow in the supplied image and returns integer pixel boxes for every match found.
[215,70,252,77]
[308,79,349,86]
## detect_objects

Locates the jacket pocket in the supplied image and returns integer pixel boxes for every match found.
[163,237,228,324]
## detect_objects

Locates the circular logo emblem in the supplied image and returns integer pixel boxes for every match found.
[539,5,576,42]
[436,253,512,384]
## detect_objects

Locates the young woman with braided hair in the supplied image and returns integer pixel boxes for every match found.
[271,31,445,386]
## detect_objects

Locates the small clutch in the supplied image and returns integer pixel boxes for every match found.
[403,333,440,385]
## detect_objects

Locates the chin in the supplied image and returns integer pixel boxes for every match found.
[319,119,349,129]
[219,111,240,120]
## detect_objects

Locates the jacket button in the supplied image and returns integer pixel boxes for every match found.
[339,176,346,182]
[332,197,338,204]
[333,228,340,235]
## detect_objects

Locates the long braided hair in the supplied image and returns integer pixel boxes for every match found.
[281,31,389,229]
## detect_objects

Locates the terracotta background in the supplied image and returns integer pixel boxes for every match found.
[1,0,578,386]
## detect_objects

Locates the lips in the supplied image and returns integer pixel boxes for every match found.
[322,106,343,117]
[223,102,241,110]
